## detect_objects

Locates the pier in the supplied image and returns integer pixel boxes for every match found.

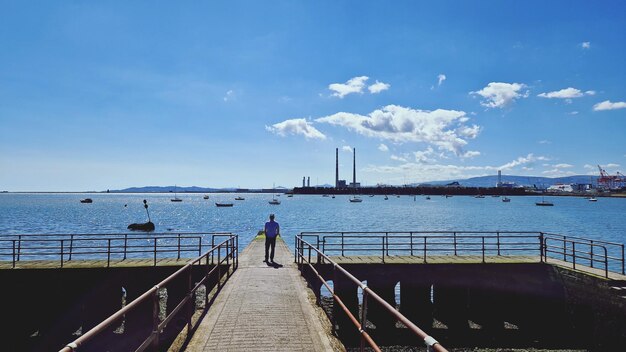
[1,231,626,350]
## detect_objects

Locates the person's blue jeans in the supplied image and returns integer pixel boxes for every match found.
[265,236,276,261]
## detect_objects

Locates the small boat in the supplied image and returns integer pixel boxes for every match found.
[445,195,452,198]
[384,195,389,200]
[331,195,335,198]
[589,197,598,202]
[474,195,485,199]
[502,197,511,202]
[235,197,245,200]
[269,183,280,204]
[203,195,209,200]
[396,195,400,198]
[369,195,375,197]
[171,185,182,202]
[287,194,293,197]
[216,203,234,207]
[492,195,500,198]
[536,196,553,206]
[349,196,363,203]
[322,194,329,197]
[80,198,93,203]
[425,196,431,200]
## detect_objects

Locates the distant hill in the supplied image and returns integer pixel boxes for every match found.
[424,175,598,188]
[109,185,289,193]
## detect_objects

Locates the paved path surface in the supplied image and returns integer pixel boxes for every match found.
[184,236,337,352]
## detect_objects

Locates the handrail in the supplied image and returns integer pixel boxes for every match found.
[59,234,238,352]
[296,235,448,352]
[543,237,610,278]
[0,233,219,268]
[298,231,624,276]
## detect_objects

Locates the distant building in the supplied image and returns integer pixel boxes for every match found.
[337,180,347,188]
[497,181,517,189]
[349,182,361,188]
[547,183,574,193]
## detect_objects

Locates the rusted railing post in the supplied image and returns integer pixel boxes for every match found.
[539,232,548,263]
[61,239,65,268]
[341,232,345,257]
[123,234,128,260]
[481,237,485,263]
[590,240,594,268]
[360,288,369,352]
[107,239,111,268]
[187,267,193,332]
[12,240,16,268]
[496,232,501,256]
[17,235,21,261]
[151,286,160,349]
[453,232,457,255]
[621,244,625,275]
[381,236,385,264]
[217,246,222,289]
[572,241,576,270]
[69,234,74,261]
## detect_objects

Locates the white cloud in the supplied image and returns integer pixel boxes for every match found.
[223,90,235,101]
[390,154,408,162]
[542,169,576,177]
[569,111,579,115]
[606,163,620,168]
[470,82,529,109]
[581,41,591,49]
[584,164,596,170]
[342,146,353,153]
[462,151,481,159]
[368,80,390,94]
[554,163,573,169]
[498,153,549,171]
[437,74,446,86]
[265,118,326,140]
[593,100,626,111]
[537,87,595,99]
[315,105,480,156]
[538,140,551,144]
[328,76,369,98]
[361,154,547,183]
[378,144,389,152]
[413,147,436,163]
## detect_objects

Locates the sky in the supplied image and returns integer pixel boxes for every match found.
[1,1,625,191]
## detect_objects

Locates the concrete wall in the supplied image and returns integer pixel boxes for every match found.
[303,262,626,351]
[0,264,229,351]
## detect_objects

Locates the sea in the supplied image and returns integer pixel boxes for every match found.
[1,192,625,250]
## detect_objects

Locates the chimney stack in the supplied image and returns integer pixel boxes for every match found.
[335,148,339,188]
[302,177,305,188]
[307,177,310,187]
[353,147,356,187]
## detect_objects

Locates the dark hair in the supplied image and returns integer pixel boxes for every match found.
[269,214,275,220]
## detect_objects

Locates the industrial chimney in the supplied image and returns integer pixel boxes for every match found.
[335,148,339,188]
[302,177,305,188]
[307,177,310,187]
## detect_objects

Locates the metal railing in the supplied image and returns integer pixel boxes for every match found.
[0,232,228,268]
[60,233,238,352]
[297,230,624,280]
[296,235,447,352]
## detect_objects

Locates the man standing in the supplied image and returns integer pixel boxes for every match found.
[264,214,280,263]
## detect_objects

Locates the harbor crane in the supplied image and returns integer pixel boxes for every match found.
[597,165,625,190]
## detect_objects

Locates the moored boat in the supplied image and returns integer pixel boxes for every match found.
[216,203,234,207]
[80,198,93,203]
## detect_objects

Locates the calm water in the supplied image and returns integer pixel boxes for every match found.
[1,193,625,250]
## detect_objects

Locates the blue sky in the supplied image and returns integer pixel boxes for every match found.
[1,1,625,191]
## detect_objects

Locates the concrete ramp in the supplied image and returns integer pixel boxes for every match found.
[184,236,340,351]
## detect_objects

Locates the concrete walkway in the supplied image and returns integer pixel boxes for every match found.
[184,236,340,352]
